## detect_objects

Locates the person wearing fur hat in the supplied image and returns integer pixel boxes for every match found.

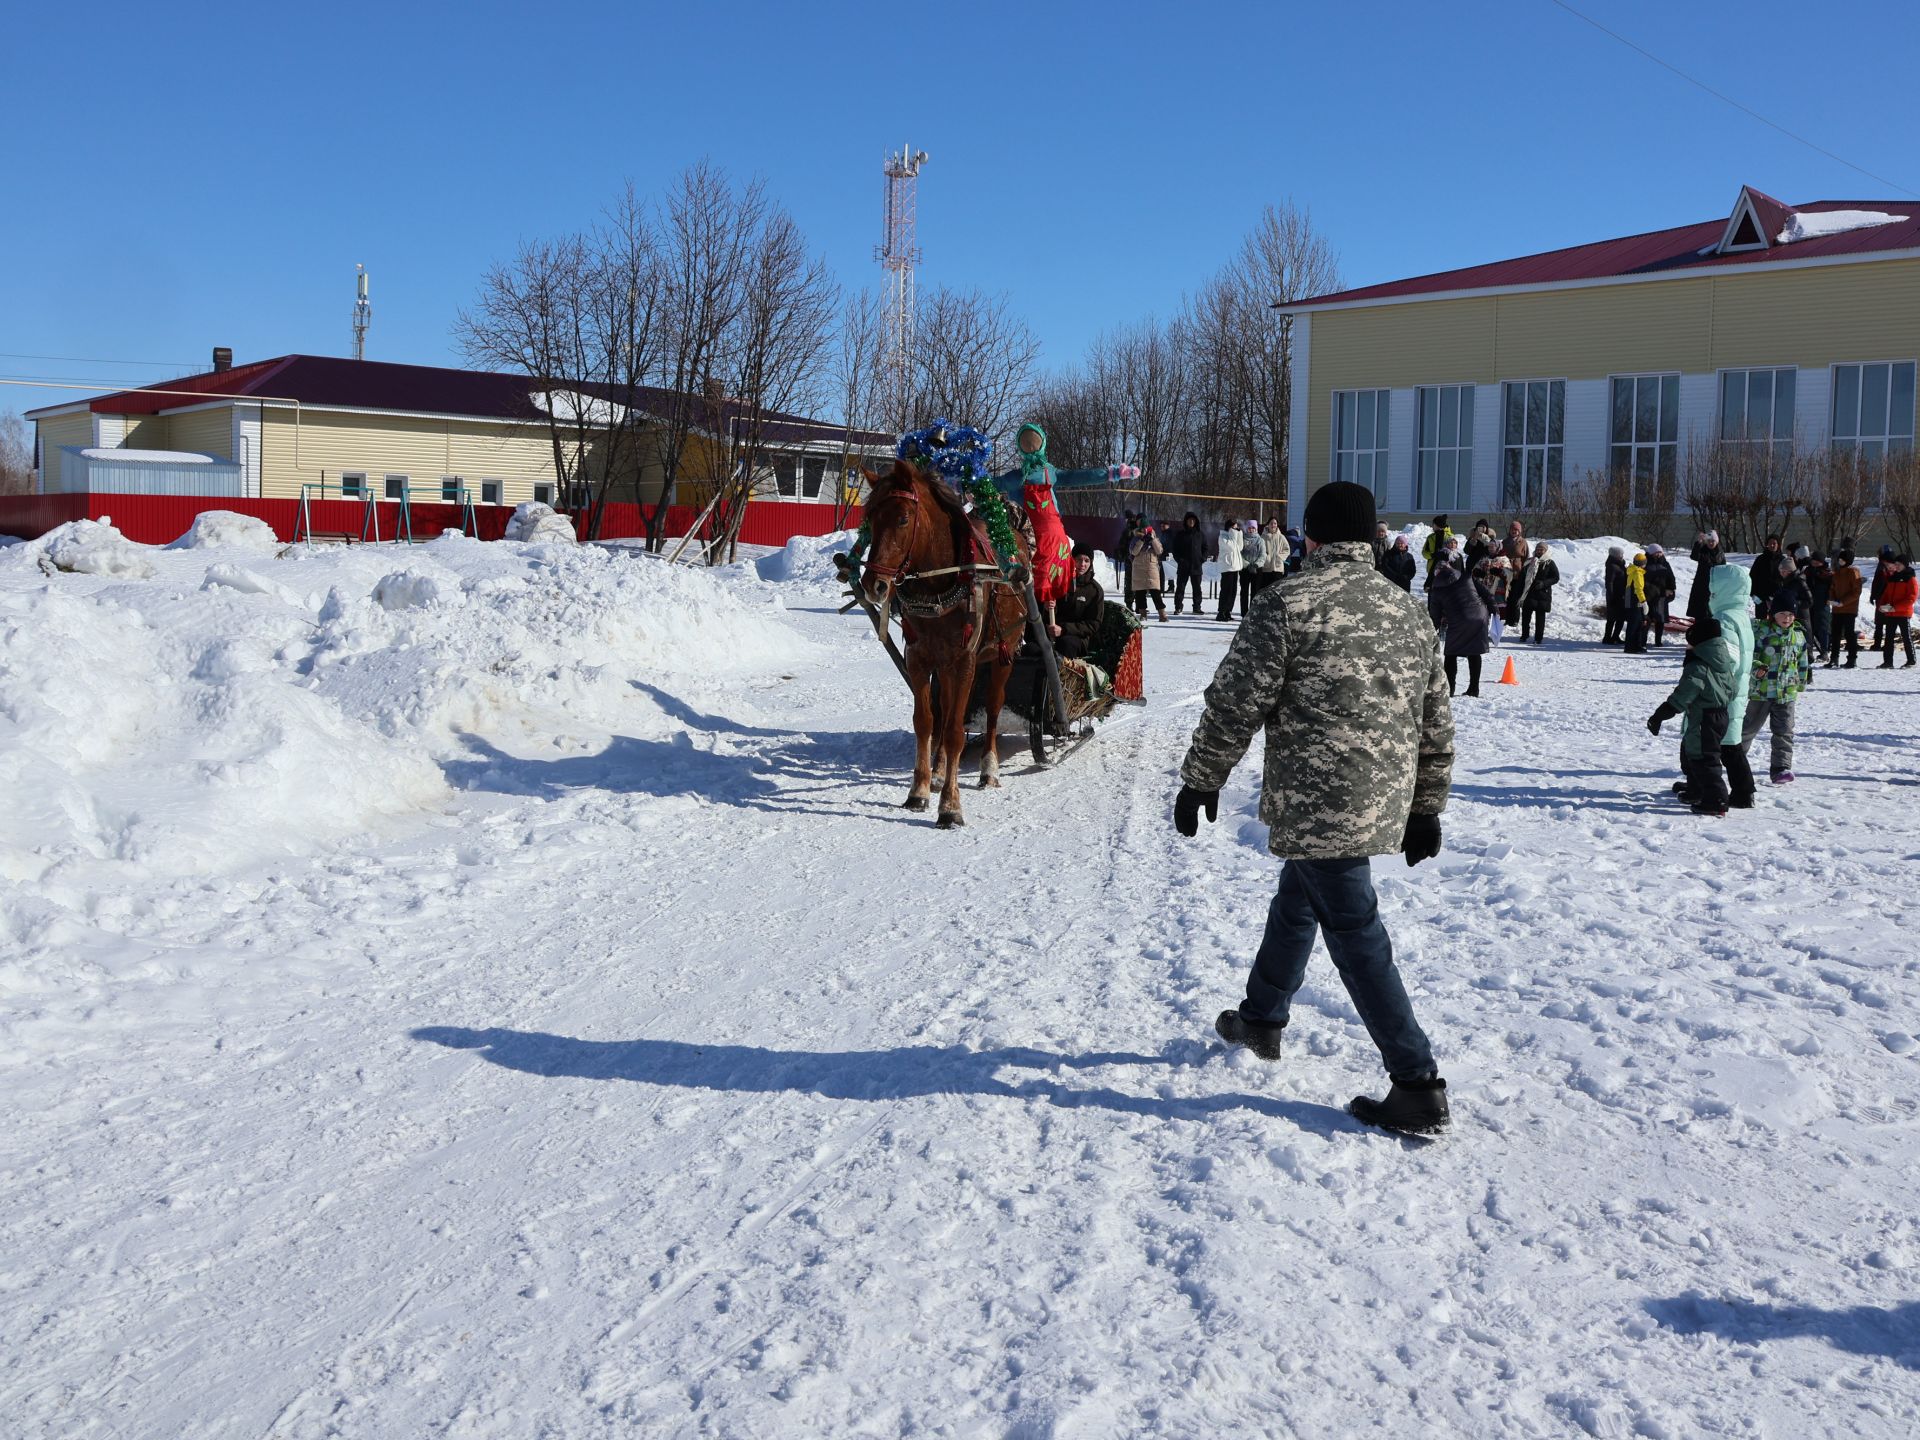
[1643,544,1677,647]
[1647,615,1737,816]
[1514,541,1560,644]
[1177,480,1455,1135]
[1052,544,1106,658]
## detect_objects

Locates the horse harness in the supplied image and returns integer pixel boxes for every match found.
[864,480,1018,627]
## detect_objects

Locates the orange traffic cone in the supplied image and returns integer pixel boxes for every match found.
[1498,655,1519,685]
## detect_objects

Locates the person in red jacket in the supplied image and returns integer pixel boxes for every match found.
[1875,553,1917,668]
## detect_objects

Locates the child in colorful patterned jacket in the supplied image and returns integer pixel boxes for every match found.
[1743,602,1814,783]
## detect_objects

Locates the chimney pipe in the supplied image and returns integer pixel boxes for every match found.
[212,347,233,373]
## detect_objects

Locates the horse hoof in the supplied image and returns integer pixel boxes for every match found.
[937,811,966,829]
[979,776,1001,789]
[903,796,929,811]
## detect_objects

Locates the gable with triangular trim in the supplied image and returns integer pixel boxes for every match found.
[1718,188,1771,254]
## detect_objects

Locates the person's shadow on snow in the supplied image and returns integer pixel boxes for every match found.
[1645,1293,1920,1370]
[411,1026,1356,1134]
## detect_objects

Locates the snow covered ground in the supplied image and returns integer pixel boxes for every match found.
[3,519,1918,1438]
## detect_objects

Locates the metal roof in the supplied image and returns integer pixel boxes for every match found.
[62,354,888,448]
[1283,191,1920,311]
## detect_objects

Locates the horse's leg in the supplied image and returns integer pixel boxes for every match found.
[905,652,933,810]
[978,651,1011,788]
[936,656,975,827]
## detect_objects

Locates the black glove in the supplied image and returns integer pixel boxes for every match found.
[1174,785,1219,837]
[1402,812,1442,867]
[1647,702,1678,736]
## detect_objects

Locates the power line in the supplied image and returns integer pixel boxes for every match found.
[0,351,195,369]
[1544,0,1919,199]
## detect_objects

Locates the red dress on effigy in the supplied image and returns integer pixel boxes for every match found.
[1023,474,1074,606]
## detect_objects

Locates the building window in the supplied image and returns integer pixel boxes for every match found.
[341,471,366,499]
[802,455,827,499]
[1501,380,1564,509]
[441,477,462,502]
[1831,361,1916,464]
[481,481,502,506]
[1333,389,1390,496]
[1609,374,1680,510]
[533,483,555,505]
[385,474,408,500]
[773,456,799,498]
[1719,368,1797,465]
[1415,385,1474,512]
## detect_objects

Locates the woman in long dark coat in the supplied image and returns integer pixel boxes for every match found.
[1603,547,1628,644]
[1379,535,1418,591]
[1687,530,1723,621]
[1430,560,1495,696]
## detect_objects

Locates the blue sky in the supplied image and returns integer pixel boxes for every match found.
[6,0,1918,421]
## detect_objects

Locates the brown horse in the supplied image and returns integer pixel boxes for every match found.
[860,459,1030,827]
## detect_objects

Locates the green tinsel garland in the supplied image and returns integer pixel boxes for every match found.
[853,474,1022,575]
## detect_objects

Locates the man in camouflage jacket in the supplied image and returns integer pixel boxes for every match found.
[1175,481,1456,1135]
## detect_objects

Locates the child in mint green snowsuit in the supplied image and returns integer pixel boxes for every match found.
[1742,602,1813,782]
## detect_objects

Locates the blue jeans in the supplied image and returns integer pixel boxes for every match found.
[1242,858,1437,1083]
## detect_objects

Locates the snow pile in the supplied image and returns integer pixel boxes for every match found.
[166,510,282,553]
[1548,536,1696,629]
[755,528,860,586]
[504,502,576,544]
[0,534,812,900]
[37,519,157,579]
[1777,209,1909,244]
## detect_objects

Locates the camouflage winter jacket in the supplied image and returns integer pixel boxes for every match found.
[1180,541,1455,860]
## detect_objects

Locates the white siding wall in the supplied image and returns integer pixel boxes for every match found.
[1384,387,1416,513]
[1794,365,1832,450]
[1468,384,1498,514]
[1677,372,1719,459]
[235,404,263,497]
[1562,379,1610,482]
[1287,314,1311,502]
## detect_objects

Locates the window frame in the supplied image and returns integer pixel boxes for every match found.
[533,482,556,506]
[1717,366,1798,464]
[384,473,409,501]
[1828,358,1917,460]
[480,480,503,506]
[340,471,367,500]
[1607,372,1682,511]
[1414,382,1475,513]
[441,476,463,503]
[1499,378,1567,511]
[1331,388,1391,499]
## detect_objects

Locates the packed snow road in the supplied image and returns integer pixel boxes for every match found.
[3,523,1917,1438]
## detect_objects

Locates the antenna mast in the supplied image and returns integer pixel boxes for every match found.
[876,144,928,429]
[351,264,372,361]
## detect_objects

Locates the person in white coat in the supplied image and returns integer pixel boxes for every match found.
[1217,518,1249,621]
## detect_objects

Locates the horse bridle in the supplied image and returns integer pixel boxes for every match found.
[863,477,1012,619]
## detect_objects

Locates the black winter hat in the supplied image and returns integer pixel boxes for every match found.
[1072,541,1094,559]
[1302,481,1377,544]
[1687,617,1722,645]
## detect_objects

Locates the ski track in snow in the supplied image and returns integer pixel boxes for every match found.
[4,532,1919,1438]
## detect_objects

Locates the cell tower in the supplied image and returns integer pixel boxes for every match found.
[351,264,372,361]
[876,145,928,426]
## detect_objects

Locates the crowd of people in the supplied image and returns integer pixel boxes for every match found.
[1415,516,1560,696]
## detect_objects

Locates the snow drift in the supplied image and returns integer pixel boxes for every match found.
[0,530,813,898]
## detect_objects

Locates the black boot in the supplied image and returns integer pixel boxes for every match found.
[1214,1008,1285,1061]
[1350,1077,1449,1135]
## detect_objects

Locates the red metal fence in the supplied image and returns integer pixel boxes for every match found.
[0,494,868,549]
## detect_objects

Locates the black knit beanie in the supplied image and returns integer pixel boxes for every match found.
[1688,617,1722,645]
[1302,481,1377,544]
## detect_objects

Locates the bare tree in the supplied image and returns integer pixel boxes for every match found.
[908,286,1040,454]
[707,208,839,563]
[452,186,662,537]
[0,410,32,495]
[1880,450,1920,560]
[829,288,888,527]
[647,161,767,551]
[1804,447,1877,555]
